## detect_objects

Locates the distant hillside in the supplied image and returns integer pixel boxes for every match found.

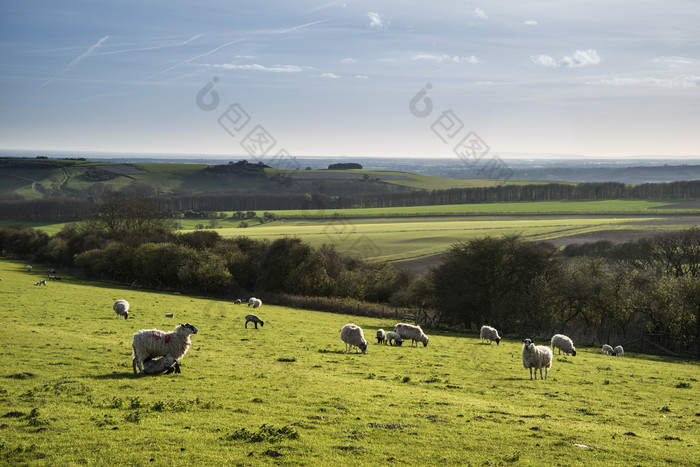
[508,164,700,184]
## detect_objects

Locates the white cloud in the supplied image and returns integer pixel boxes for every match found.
[653,56,693,68]
[367,12,388,29]
[531,49,600,68]
[321,72,340,79]
[338,58,357,64]
[523,20,538,25]
[473,7,487,19]
[590,75,700,88]
[412,53,479,64]
[475,81,494,85]
[355,75,369,79]
[205,63,305,73]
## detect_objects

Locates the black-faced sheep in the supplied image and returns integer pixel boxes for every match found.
[376,329,386,344]
[613,345,624,357]
[550,334,576,356]
[480,325,501,345]
[395,323,428,347]
[252,298,262,309]
[142,355,181,375]
[245,314,264,329]
[26,265,32,272]
[602,344,614,355]
[522,339,553,380]
[385,331,403,346]
[132,323,198,374]
[341,324,367,354]
[113,299,129,319]
[234,299,242,305]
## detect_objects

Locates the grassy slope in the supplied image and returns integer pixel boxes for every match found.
[1,258,698,465]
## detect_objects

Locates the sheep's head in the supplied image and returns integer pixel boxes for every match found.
[360,342,367,354]
[422,335,429,347]
[178,323,198,335]
[259,321,264,327]
[571,349,577,356]
[495,337,500,345]
[522,339,534,351]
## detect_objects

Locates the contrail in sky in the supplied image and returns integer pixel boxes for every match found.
[96,34,203,56]
[34,35,110,92]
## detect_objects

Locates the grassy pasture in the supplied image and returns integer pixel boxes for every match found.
[1,258,698,465]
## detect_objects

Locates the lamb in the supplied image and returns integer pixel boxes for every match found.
[550,334,577,356]
[395,323,429,347]
[480,325,501,345]
[385,331,403,346]
[522,339,553,380]
[142,355,181,375]
[613,345,624,357]
[131,323,198,374]
[26,265,32,272]
[234,299,242,305]
[376,329,386,344]
[602,344,614,355]
[252,298,262,309]
[245,314,264,329]
[248,297,257,307]
[340,324,367,354]
[113,299,129,320]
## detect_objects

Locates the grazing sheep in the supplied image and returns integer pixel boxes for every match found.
[248,297,257,307]
[252,298,262,309]
[551,334,577,356]
[376,329,386,344]
[613,345,624,357]
[245,314,264,329]
[341,324,368,354]
[142,355,181,375]
[395,323,429,347]
[113,299,129,320]
[26,265,32,272]
[131,323,198,374]
[34,280,46,286]
[234,299,242,305]
[602,344,614,355]
[480,325,501,345]
[385,331,403,346]
[522,339,553,380]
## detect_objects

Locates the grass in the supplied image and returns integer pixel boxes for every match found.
[1,257,698,465]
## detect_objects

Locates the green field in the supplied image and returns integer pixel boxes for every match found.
[1,258,698,465]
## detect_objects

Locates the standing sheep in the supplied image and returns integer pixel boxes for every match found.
[131,323,198,374]
[522,339,553,380]
[340,324,367,354]
[376,329,386,344]
[602,344,614,355]
[613,345,624,357]
[142,355,181,375]
[480,325,501,345]
[113,299,129,320]
[395,323,429,347]
[248,297,257,307]
[385,331,403,346]
[550,334,577,356]
[245,314,264,329]
[26,265,32,272]
[252,298,262,309]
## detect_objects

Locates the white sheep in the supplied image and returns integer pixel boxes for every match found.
[613,345,624,357]
[385,331,403,346]
[26,265,32,272]
[234,299,242,305]
[602,344,614,355]
[551,334,577,356]
[522,339,553,380]
[376,329,386,344]
[252,298,262,309]
[132,323,198,374]
[341,324,367,354]
[395,323,429,347]
[113,299,129,320]
[245,314,264,329]
[142,355,181,375]
[248,297,257,307]
[480,325,501,345]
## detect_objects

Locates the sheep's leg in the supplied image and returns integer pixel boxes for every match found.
[254,322,258,329]
[529,368,533,380]
[245,321,249,328]
[133,358,137,374]
[544,368,548,379]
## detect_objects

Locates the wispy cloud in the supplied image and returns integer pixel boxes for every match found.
[355,75,368,79]
[473,7,487,19]
[590,75,700,88]
[531,49,600,68]
[653,56,694,68]
[367,12,388,29]
[278,19,330,34]
[523,20,538,26]
[95,34,202,56]
[204,63,306,73]
[412,53,480,64]
[34,35,110,92]
[320,72,340,79]
[337,58,357,64]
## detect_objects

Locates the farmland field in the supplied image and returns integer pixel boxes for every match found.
[1,258,698,465]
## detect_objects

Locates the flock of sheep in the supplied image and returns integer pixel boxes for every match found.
[340,322,430,354]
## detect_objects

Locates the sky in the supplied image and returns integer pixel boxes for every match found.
[1,0,699,161]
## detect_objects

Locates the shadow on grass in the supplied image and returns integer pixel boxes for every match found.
[318,349,350,354]
[89,372,158,380]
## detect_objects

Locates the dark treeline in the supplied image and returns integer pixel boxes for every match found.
[3,180,700,221]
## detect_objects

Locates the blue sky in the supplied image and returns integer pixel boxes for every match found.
[1,0,698,159]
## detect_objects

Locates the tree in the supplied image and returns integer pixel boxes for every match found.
[86,192,173,233]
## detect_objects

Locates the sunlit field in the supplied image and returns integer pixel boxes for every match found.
[1,258,698,465]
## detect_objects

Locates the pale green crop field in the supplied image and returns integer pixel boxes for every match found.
[1,258,698,465]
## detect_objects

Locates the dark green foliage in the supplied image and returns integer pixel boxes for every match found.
[222,424,299,443]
